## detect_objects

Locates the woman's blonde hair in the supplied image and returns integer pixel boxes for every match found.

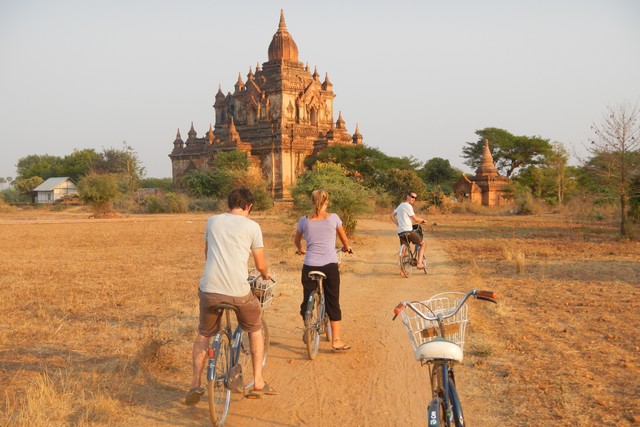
[311,189,329,214]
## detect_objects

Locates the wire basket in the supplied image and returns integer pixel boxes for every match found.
[399,292,469,351]
[247,270,276,309]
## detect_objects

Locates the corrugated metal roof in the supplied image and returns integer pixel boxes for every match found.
[33,177,76,191]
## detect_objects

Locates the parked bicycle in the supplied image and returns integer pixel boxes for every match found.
[303,248,352,360]
[206,272,276,426]
[399,223,427,277]
[393,289,497,426]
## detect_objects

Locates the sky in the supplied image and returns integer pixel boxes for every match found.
[1,0,639,180]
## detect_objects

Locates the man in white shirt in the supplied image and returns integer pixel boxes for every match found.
[390,191,426,270]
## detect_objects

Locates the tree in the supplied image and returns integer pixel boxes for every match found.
[98,142,145,194]
[292,162,371,235]
[14,176,44,201]
[381,168,427,206]
[462,127,552,177]
[305,145,420,188]
[62,149,102,181]
[586,101,640,236]
[78,173,121,217]
[417,157,461,194]
[16,154,63,181]
[546,142,570,206]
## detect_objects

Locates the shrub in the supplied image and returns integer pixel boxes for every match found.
[78,173,121,217]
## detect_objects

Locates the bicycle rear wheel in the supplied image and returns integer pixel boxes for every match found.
[323,313,332,342]
[208,332,231,427]
[238,318,269,392]
[400,244,412,277]
[304,291,321,359]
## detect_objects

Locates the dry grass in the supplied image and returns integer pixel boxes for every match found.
[1,207,639,425]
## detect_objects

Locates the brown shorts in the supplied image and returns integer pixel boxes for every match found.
[198,290,262,337]
[399,230,422,245]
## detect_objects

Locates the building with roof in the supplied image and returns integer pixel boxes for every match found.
[454,140,513,206]
[169,10,362,199]
[33,177,78,204]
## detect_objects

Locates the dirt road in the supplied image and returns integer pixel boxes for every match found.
[173,218,499,426]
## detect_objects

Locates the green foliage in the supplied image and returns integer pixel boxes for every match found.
[304,145,420,188]
[140,177,173,191]
[292,162,371,235]
[15,176,44,198]
[189,198,220,212]
[78,173,121,216]
[630,173,640,222]
[98,142,145,194]
[62,149,102,181]
[462,127,552,177]
[181,150,272,210]
[0,187,30,204]
[144,192,189,213]
[16,154,63,181]
[380,168,428,205]
[418,157,460,194]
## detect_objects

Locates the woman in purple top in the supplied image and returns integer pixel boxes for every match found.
[294,189,352,351]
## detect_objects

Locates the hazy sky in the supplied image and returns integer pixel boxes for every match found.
[1,0,639,180]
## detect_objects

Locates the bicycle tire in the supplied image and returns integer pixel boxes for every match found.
[400,244,412,277]
[238,318,270,392]
[448,372,464,427]
[208,332,232,427]
[304,291,321,359]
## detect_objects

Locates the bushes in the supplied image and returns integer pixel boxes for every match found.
[144,192,189,213]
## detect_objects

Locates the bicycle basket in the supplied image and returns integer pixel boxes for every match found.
[399,292,469,351]
[247,269,276,309]
[412,223,424,239]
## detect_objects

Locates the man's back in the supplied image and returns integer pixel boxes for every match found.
[199,213,264,296]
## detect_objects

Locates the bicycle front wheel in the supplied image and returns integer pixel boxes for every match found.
[304,291,321,359]
[448,372,465,426]
[208,332,232,427]
[400,244,412,277]
[238,318,270,392]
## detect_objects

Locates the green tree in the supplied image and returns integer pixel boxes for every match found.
[305,145,420,188]
[16,154,63,181]
[14,176,44,201]
[61,149,102,181]
[381,168,428,206]
[586,101,640,236]
[462,127,552,177]
[418,157,461,194]
[78,173,121,217]
[99,142,145,194]
[292,162,371,235]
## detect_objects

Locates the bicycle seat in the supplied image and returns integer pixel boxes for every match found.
[210,303,238,313]
[308,271,326,280]
[415,339,463,362]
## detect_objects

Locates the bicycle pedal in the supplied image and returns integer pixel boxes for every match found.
[227,364,243,390]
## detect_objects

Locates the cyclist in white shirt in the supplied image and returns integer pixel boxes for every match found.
[390,191,426,270]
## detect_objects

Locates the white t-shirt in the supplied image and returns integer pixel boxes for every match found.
[394,202,415,233]
[199,213,264,296]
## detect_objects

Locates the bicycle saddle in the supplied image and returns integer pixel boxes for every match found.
[308,271,326,280]
[415,339,463,362]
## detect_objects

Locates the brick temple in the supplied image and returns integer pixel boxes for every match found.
[454,139,512,206]
[169,10,363,199]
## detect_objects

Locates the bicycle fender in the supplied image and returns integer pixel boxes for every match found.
[206,335,223,381]
[427,397,443,426]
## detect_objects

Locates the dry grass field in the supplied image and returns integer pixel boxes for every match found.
[1,205,638,426]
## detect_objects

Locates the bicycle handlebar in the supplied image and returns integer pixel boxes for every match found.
[337,247,353,254]
[392,289,497,321]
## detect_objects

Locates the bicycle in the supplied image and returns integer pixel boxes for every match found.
[206,272,276,426]
[399,222,427,277]
[302,248,352,360]
[392,289,497,426]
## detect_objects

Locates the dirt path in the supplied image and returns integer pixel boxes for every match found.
[175,218,493,426]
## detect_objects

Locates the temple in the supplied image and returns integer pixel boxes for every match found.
[454,139,513,206]
[169,10,363,199]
